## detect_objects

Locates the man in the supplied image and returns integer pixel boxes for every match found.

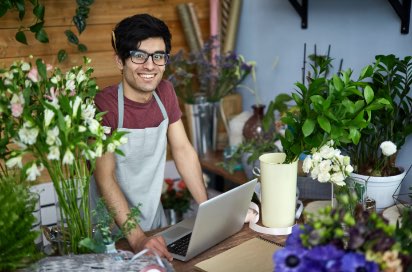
[92,14,208,261]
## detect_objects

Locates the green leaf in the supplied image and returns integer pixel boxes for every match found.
[33,3,45,20]
[35,28,49,43]
[16,0,25,20]
[77,0,95,6]
[0,5,8,17]
[349,128,361,144]
[77,43,88,52]
[57,49,68,63]
[29,21,44,33]
[291,93,302,105]
[73,15,86,34]
[15,31,28,45]
[359,65,373,79]
[310,95,324,105]
[364,85,374,104]
[332,75,343,92]
[65,30,79,44]
[36,58,47,80]
[317,116,331,133]
[302,119,315,137]
[76,6,90,16]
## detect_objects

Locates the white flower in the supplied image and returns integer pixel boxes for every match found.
[87,119,100,134]
[345,164,354,174]
[310,166,319,179]
[78,125,87,132]
[76,70,86,83]
[103,126,111,134]
[66,79,75,91]
[318,160,332,173]
[107,143,116,153]
[312,152,322,162]
[62,149,74,165]
[380,141,397,157]
[46,126,60,146]
[10,93,24,117]
[94,143,103,158]
[119,136,128,145]
[317,172,331,183]
[21,62,30,71]
[71,96,82,117]
[6,156,23,169]
[51,75,61,84]
[26,163,42,181]
[331,172,345,186]
[44,109,55,127]
[65,115,72,128]
[81,103,96,121]
[82,149,96,160]
[302,156,312,173]
[47,146,60,160]
[18,125,39,145]
[319,145,335,159]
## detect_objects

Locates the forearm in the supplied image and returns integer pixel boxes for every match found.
[172,145,208,204]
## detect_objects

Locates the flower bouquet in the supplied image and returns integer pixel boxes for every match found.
[274,202,412,271]
[164,37,254,103]
[1,57,127,254]
[161,178,192,215]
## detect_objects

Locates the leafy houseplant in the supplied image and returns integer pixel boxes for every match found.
[80,198,141,253]
[164,37,254,103]
[344,55,412,177]
[270,62,389,165]
[0,175,41,271]
[1,57,127,254]
[161,178,192,214]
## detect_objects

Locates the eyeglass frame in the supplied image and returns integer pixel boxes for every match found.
[129,49,169,66]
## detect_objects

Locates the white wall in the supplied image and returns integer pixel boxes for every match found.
[235,0,412,194]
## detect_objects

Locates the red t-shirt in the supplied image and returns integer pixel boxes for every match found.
[95,80,182,129]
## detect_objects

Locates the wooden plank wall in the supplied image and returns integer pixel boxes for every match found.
[0,0,210,181]
[0,0,210,88]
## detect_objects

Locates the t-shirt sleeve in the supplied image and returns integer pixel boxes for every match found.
[94,86,118,129]
[159,80,182,125]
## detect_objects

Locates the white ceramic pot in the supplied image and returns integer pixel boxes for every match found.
[351,169,406,212]
[258,153,298,228]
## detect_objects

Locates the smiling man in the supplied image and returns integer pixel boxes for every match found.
[91,14,207,261]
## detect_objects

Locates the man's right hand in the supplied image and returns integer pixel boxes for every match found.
[134,235,173,262]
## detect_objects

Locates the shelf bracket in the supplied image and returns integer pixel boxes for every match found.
[289,0,308,29]
[388,0,411,34]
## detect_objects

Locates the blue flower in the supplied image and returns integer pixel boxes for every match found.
[340,252,379,272]
[285,225,304,247]
[273,246,324,272]
[305,244,345,272]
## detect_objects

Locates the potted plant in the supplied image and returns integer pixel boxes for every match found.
[343,54,412,211]
[164,37,254,154]
[1,57,127,254]
[259,57,389,228]
[161,178,192,225]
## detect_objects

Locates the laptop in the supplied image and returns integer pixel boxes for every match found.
[157,178,258,261]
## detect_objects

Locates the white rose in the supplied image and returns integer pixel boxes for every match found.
[317,172,331,183]
[319,146,335,159]
[331,172,345,185]
[312,152,322,162]
[380,141,397,157]
[310,166,319,180]
[302,157,312,173]
[345,164,354,174]
[318,160,332,173]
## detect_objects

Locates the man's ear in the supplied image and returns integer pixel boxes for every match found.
[115,55,124,70]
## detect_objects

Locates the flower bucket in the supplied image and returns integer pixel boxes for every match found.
[351,169,406,212]
[259,153,298,228]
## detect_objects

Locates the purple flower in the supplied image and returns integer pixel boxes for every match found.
[306,244,345,262]
[273,246,324,272]
[285,225,305,247]
[340,252,379,272]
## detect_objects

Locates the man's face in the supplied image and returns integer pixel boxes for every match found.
[119,37,166,98]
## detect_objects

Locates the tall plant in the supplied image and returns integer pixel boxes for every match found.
[344,55,412,176]
[1,57,127,254]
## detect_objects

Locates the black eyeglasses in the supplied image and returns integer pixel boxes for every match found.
[129,50,169,66]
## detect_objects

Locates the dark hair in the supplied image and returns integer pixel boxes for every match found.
[112,13,172,63]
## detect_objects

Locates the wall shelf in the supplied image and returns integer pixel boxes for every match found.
[288,0,411,34]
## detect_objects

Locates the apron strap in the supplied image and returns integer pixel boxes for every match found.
[117,83,124,129]
[117,84,168,129]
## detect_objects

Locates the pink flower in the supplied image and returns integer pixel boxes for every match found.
[11,103,23,117]
[27,68,39,82]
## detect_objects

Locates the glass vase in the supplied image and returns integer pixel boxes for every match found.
[54,178,91,255]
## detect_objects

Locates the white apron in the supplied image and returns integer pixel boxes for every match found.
[91,83,168,231]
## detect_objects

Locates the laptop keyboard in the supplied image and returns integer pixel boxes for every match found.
[167,233,192,256]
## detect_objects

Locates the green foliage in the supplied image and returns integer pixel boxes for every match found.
[0,176,42,270]
[343,55,412,176]
[80,198,141,253]
[161,179,192,214]
[0,0,94,62]
[278,60,389,164]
